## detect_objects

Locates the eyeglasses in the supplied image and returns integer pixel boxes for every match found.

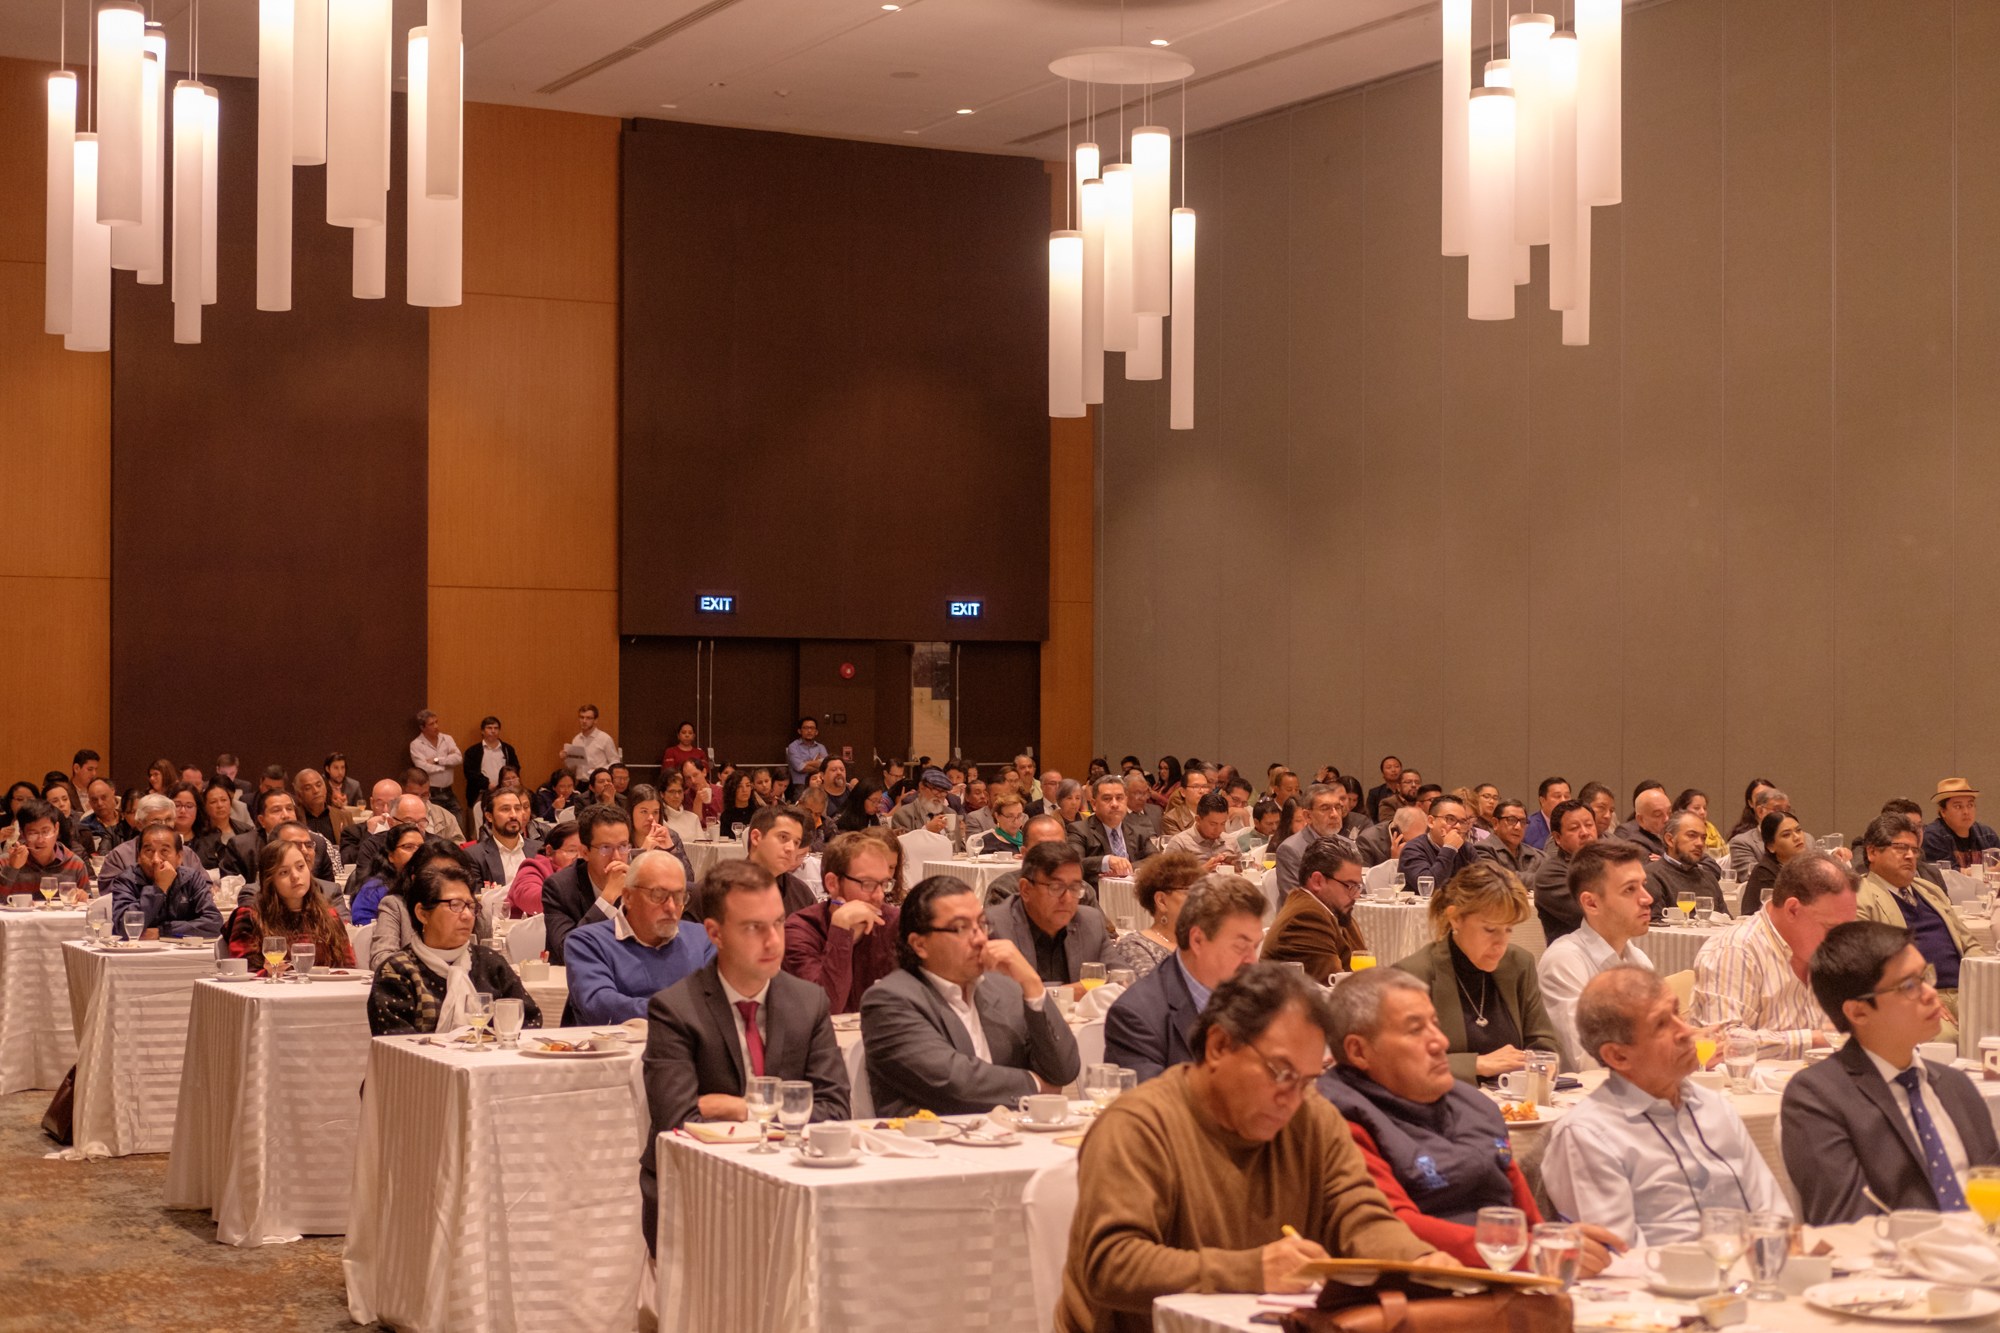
[628,888,688,907]
[1026,877,1085,899]
[1435,813,1469,829]
[839,874,896,894]
[1864,972,1933,1004]
[1880,842,1921,858]
[924,917,991,940]
[1332,876,1365,892]
[430,899,478,915]
[1496,815,1527,827]
[590,842,634,857]
[1244,1041,1330,1093]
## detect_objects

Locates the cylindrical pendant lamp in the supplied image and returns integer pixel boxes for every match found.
[1577,0,1621,205]
[44,71,75,335]
[1466,87,1516,321]
[407,29,464,307]
[259,0,296,311]
[1170,207,1195,430]
[1483,60,1531,287]
[294,0,327,165]
[327,0,390,227]
[137,32,166,283]
[1073,142,1099,217]
[354,220,387,299]
[201,85,219,304]
[1547,31,1579,311]
[1440,0,1470,257]
[66,135,111,352]
[111,49,157,271]
[171,80,204,341]
[1130,126,1171,317]
[1101,162,1136,353]
[426,0,462,199]
[1563,200,1591,344]
[1507,14,1553,248]
[95,1,146,226]
[1079,175,1105,405]
[1128,313,1162,380]
[1048,230,1084,418]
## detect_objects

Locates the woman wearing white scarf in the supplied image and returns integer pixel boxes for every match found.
[367,851,542,1037]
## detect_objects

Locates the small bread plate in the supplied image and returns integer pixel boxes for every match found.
[793,1148,862,1168]
[1805,1280,2000,1322]
[520,1045,625,1059]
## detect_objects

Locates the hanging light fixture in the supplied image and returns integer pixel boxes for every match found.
[1480,59,1529,288]
[407,27,463,307]
[1546,30,1579,312]
[1073,141,1099,203]
[426,0,462,199]
[1439,0,1469,257]
[1079,174,1105,405]
[1466,86,1515,321]
[136,27,165,285]
[171,78,204,343]
[67,133,111,352]
[1576,0,1621,206]
[353,221,386,299]
[1507,14,1553,249]
[1048,230,1084,417]
[1170,206,1194,428]
[109,43,157,274]
[1130,125,1170,317]
[327,0,390,229]
[258,0,295,311]
[1128,314,1162,381]
[44,70,76,335]
[1563,202,1591,344]
[1101,162,1136,354]
[95,0,145,227]
[201,83,218,305]
[294,0,326,165]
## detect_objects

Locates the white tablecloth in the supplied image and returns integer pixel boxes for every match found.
[1099,876,1141,929]
[1353,900,1431,968]
[518,964,570,1023]
[656,1124,1077,1333]
[0,907,84,1092]
[1961,954,2000,1055]
[1641,924,1718,978]
[685,838,747,881]
[343,1029,649,1333]
[163,976,372,1245]
[62,940,217,1156]
[924,858,1021,896]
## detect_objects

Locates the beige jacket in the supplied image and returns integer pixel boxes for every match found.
[1853,870,1984,980]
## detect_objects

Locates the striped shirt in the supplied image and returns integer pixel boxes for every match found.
[1690,909,1833,1061]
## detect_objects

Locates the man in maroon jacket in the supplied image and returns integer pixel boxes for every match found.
[784,831,901,1013]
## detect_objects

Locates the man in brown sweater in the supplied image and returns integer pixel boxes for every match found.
[1261,837,1370,982]
[1056,963,1444,1333]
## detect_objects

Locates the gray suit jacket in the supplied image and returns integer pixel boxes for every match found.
[641,961,849,1250]
[858,966,1081,1117]
[1274,826,1319,895]
[1353,822,1394,870]
[1781,1039,2000,1224]
[1102,952,1201,1083]
[1068,816,1150,884]
[985,894,1115,984]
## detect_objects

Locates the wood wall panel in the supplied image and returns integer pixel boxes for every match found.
[463,104,619,304]
[1954,2,2000,785]
[1041,406,1094,775]
[0,59,109,782]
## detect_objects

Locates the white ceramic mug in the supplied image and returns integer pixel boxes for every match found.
[1873,1210,1943,1244]
[519,958,550,981]
[1497,1071,1534,1100]
[216,957,249,977]
[804,1123,853,1158]
[1019,1093,1069,1125]
[1981,1038,2000,1080]
[1645,1243,1716,1290]
[5,894,28,910]
[1663,907,1688,924]
[1930,1286,1975,1316]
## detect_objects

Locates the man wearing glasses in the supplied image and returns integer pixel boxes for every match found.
[1854,814,1984,1025]
[1056,964,1447,1333]
[985,840,1115,985]
[1783,919,2000,1224]
[860,876,1081,1117]
[1469,798,1543,877]
[541,805,635,965]
[561,849,712,1025]
[1262,838,1369,982]
[1396,794,1470,894]
[784,832,901,1013]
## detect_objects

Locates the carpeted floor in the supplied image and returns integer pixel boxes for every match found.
[0,1090,367,1331]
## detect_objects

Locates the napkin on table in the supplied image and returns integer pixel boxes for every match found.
[1898,1223,2000,1286]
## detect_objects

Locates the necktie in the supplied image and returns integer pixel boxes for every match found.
[736,1000,766,1078]
[1108,825,1127,859]
[1895,1065,1966,1209]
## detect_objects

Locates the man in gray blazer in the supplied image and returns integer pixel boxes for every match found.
[859,876,1081,1117]
[1068,775,1151,885]
[1274,784,1353,894]
[1103,874,1267,1081]
[1782,919,2000,1224]
[984,840,1115,984]
[641,860,849,1252]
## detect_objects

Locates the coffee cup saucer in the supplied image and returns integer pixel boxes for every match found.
[1645,1278,1719,1299]
[1017,1116,1085,1132]
[794,1147,861,1168]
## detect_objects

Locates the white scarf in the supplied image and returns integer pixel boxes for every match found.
[408,936,477,1032]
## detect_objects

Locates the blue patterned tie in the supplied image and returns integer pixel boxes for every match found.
[1895,1065,1967,1210]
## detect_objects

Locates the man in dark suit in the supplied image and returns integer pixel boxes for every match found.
[1396,794,1471,893]
[220,790,335,884]
[640,860,849,1252]
[541,803,633,965]
[1105,874,1267,1081]
[1532,800,1599,945]
[462,715,522,828]
[1364,755,1403,825]
[745,803,818,915]
[985,840,1115,985]
[859,876,1081,1117]
[1068,774,1152,886]
[1275,785,1350,894]
[464,786,541,889]
[1783,920,2000,1224]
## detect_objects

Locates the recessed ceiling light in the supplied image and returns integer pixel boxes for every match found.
[903,129,920,135]
[1150,38,1170,46]
[881,3,900,10]
[956,107,975,115]
[659,102,677,109]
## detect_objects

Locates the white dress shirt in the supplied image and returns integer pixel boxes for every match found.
[410,732,463,788]
[478,742,507,788]
[563,728,621,779]
[1863,1046,1971,1187]
[1537,922,1654,1072]
[489,834,527,887]
[923,969,994,1062]
[719,973,773,1091]
[1542,1073,1791,1246]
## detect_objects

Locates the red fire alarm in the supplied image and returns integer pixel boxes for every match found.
[839,662,856,680]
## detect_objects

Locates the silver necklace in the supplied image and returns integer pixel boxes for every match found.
[1452,943,1492,1027]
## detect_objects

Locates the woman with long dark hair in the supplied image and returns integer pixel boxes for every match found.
[225,839,355,973]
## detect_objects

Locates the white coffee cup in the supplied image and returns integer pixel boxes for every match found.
[1497,1071,1534,1100]
[216,957,249,977]
[1664,907,1688,924]
[5,894,28,910]
[1779,1254,1832,1295]
[1873,1210,1943,1244]
[804,1123,853,1158]
[1981,1037,2000,1080]
[1919,1041,1959,1069]
[1645,1242,1717,1291]
[1019,1093,1069,1125]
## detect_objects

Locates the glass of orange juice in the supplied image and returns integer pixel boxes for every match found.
[1969,1167,2000,1233]
[1078,962,1106,991]
[1695,1035,1718,1069]
[1350,952,1376,972]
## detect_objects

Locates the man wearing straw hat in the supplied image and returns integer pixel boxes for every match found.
[1922,778,2000,871]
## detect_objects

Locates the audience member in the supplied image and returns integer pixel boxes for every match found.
[985,813,1071,904]
[977,793,1029,854]
[627,784,696,884]
[464,716,521,822]
[1924,778,2000,870]
[80,778,135,850]
[1740,809,1807,915]
[1156,767,1212,840]
[291,767,351,849]
[1543,966,1789,1244]
[1161,792,1238,870]
[1538,841,1654,1070]
[1273,784,1348,893]
[221,790,335,884]
[1523,777,1569,850]
[1105,851,1202,978]
[1104,874,1266,1082]
[509,821,581,919]
[409,709,465,819]
[859,875,1081,1117]
[1395,863,1558,1082]
[889,768,966,849]
[1468,798,1540,875]
[564,850,713,1025]
[1531,799,1599,944]
[465,787,540,891]
[784,716,827,794]
[541,804,635,965]
[323,753,362,806]
[783,831,901,1013]
[985,840,1115,984]
[227,839,354,973]
[1121,772,1162,845]
[1784,920,2000,1223]
[1645,810,1725,922]
[1691,851,1858,1058]
[1728,786,1792,880]
[561,703,621,780]
[1070,775,1150,885]
[744,804,817,915]
[1855,812,1980,1025]
[1671,787,1727,856]
[659,721,705,779]
[1364,756,1404,825]
[350,825,426,926]
[1397,794,1471,891]
[1613,788,1670,859]
[107,825,222,939]
[368,857,538,1035]
[1262,837,1368,982]
[0,799,91,895]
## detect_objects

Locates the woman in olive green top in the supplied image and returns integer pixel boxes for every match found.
[1392,861,1560,1083]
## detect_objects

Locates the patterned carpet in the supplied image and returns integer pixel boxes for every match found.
[0,1090,365,1331]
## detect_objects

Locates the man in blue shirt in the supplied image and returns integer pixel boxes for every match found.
[563,849,713,1025]
[784,716,827,797]
[1524,776,1569,851]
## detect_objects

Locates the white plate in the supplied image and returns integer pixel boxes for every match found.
[0,905,40,913]
[520,1046,626,1059]
[1643,1279,1719,1299]
[793,1150,862,1168]
[1017,1117,1087,1133]
[956,1133,1022,1147]
[210,973,258,983]
[1805,1280,2000,1322]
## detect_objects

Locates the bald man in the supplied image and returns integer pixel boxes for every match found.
[1614,789,1672,861]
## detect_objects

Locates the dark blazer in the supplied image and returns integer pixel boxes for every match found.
[1353,822,1394,869]
[1468,838,1542,878]
[463,740,522,816]
[984,894,1115,984]
[858,966,1081,1118]
[1067,816,1150,884]
[1531,848,1582,943]
[641,962,848,1250]
[1781,1039,2000,1224]
[1103,953,1202,1083]
[1397,833,1467,891]
[541,860,609,966]
[1613,820,1667,860]
[1392,938,1560,1084]
[464,830,543,888]
[219,829,334,883]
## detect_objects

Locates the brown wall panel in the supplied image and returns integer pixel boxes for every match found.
[463,104,619,304]
[1955,1,2000,785]
[1041,406,1094,775]
[112,75,426,784]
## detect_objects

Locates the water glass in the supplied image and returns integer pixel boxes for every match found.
[1117,916,1134,934]
[1746,1211,1790,1301]
[1475,1206,1528,1273]
[121,910,145,943]
[1107,968,1136,989]
[1113,1067,1137,1099]
[1524,1050,1558,1104]
[1818,833,1845,856]
[1390,873,1407,895]
[1417,876,1434,899]
[746,1075,782,1153]
[778,1079,814,1144]
[1695,896,1714,924]
[463,991,494,1043]
[1530,1222,1581,1288]
[291,941,315,982]
[1724,1031,1758,1092]
[1084,1063,1120,1112]
[492,997,525,1048]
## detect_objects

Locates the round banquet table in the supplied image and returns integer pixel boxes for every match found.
[62,938,220,1157]
[923,856,1021,896]
[0,906,85,1093]
[684,838,747,881]
[1640,922,1718,978]
[1352,899,1431,968]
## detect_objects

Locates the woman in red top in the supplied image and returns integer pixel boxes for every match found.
[660,721,706,780]
[225,839,354,973]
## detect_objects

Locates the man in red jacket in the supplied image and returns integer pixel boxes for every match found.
[783,831,900,1013]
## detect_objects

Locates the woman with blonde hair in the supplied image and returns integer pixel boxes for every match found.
[1391,861,1558,1082]
[1105,850,1203,978]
